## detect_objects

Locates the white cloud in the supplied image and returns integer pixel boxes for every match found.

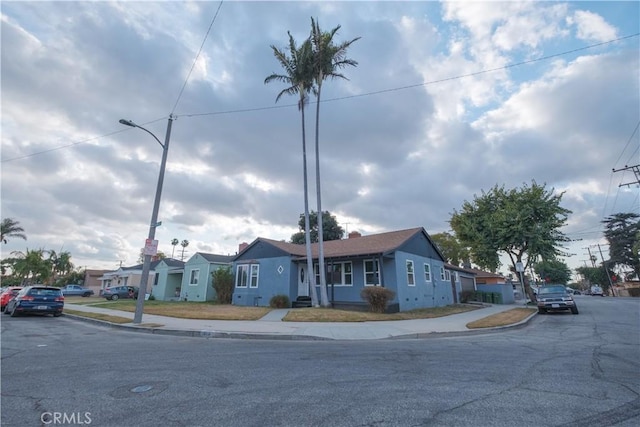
[569,10,618,42]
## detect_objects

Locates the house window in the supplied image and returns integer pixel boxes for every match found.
[424,263,431,282]
[364,259,380,286]
[250,264,259,288]
[236,265,249,288]
[189,269,200,286]
[316,262,352,286]
[406,260,415,286]
[440,267,451,281]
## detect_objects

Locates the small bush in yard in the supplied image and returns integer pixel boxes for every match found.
[361,286,395,313]
[212,266,234,304]
[269,295,290,308]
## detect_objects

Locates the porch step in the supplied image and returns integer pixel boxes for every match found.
[292,296,312,308]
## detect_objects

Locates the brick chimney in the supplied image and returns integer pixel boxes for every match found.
[348,231,362,239]
[238,242,249,253]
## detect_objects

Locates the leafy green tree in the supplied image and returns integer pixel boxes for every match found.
[212,266,234,304]
[138,250,166,264]
[602,213,640,278]
[430,232,470,266]
[7,248,51,285]
[265,32,318,307]
[534,258,571,285]
[1,218,27,244]
[291,211,344,244]
[450,181,572,300]
[309,18,360,308]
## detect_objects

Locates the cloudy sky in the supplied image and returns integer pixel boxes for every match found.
[1,1,638,276]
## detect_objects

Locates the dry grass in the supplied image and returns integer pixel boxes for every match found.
[283,304,480,322]
[64,309,133,324]
[63,296,105,305]
[91,300,270,320]
[466,308,536,329]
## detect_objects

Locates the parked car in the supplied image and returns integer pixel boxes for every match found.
[103,286,139,301]
[60,284,94,297]
[3,286,64,317]
[590,285,604,296]
[536,285,579,315]
[573,289,582,295]
[0,287,23,311]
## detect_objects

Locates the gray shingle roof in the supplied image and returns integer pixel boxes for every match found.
[198,253,234,263]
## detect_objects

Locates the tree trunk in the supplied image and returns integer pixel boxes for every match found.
[314,83,330,307]
[300,98,319,307]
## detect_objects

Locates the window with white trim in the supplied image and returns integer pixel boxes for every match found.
[364,259,380,286]
[236,264,259,288]
[406,260,415,286]
[440,267,451,281]
[424,263,431,282]
[316,262,352,286]
[250,264,259,288]
[236,265,248,288]
[189,269,199,286]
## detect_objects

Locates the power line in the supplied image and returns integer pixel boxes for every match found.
[171,1,224,115]
[613,120,639,167]
[3,33,638,162]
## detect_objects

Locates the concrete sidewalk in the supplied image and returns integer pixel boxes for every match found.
[63,303,536,341]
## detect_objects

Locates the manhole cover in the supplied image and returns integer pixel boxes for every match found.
[131,385,153,393]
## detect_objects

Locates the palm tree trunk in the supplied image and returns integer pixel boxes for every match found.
[314,83,330,307]
[301,100,319,307]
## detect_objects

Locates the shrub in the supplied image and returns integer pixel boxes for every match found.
[148,294,156,301]
[212,266,234,304]
[269,294,290,308]
[360,286,395,313]
[628,288,640,297]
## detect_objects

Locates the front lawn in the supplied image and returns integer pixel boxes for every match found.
[283,304,481,322]
[90,300,271,320]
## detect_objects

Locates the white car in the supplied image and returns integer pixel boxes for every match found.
[590,285,604,296]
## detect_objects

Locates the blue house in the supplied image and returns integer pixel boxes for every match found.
[232,227,455,312]
[151,258,185,301]
[180,252,234,302]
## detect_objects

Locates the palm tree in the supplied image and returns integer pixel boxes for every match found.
[10,248,50,285]
[1,218,27,244]
[180,239,190,261]
[171,238,179,258]
[265,32,319,307]
[309,18,360,307]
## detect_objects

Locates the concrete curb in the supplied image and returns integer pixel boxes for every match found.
[62,310,538,341]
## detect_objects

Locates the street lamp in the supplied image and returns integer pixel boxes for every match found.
[119,115,174,324]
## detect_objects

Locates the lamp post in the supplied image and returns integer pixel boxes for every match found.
[119,115,174,324]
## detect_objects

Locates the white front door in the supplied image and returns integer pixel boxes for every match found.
[297,264,309,297]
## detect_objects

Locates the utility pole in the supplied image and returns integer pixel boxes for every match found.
[597,244,615,296]
[612,164,640,187]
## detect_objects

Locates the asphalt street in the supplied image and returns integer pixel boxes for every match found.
[1,295,638,427]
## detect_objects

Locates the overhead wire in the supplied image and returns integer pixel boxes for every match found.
[2,32,638,162]
[171,1,224,115]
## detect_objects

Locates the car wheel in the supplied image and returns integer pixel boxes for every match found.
[571,306,579,315]
[53,312,62,317]
[111,294,119,301]
[538,308,546,314]
[83,292,90,297]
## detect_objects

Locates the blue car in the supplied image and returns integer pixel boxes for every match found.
[4,286,64,317]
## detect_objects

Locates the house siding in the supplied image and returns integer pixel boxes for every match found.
[233,256,296,307]
[181,254,232,302]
